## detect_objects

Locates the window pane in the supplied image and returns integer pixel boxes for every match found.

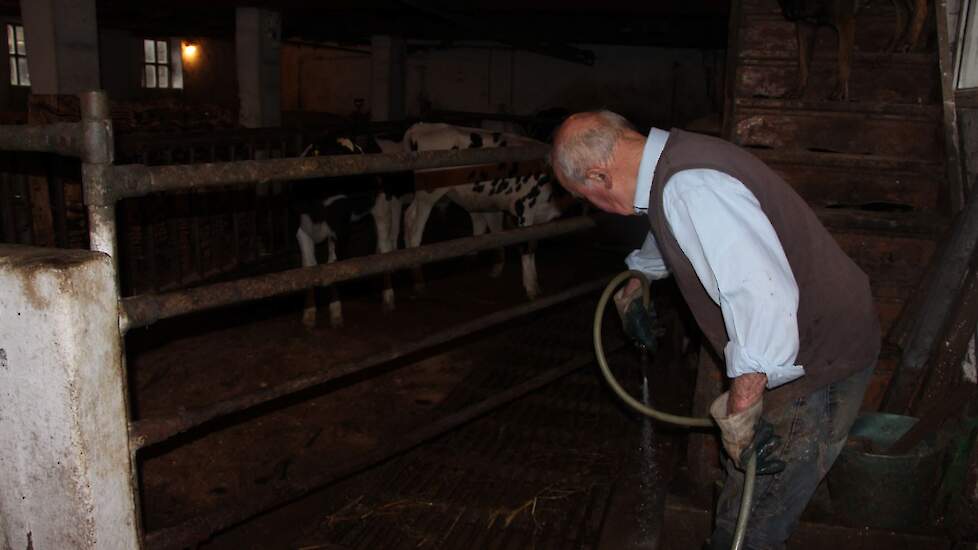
[171,53,183,89]
[144,39,155,63]
[15,25,25,55]
[958,3,978,88]
[157,65,168,88]
[156,40,167,64]
[144,65,156,88]
[9,60,15,85]
[18,57,28,86]
[7,25,14,55]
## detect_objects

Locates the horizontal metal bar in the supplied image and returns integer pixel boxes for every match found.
[0,122,83,156]
[121,215,594,329]
[129,277,610,450]
[94,144,550,204]
[141,341,624,550]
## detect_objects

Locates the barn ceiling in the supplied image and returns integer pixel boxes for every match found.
[0,1,730,53]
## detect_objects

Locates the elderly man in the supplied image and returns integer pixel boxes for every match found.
[551,111,880,549]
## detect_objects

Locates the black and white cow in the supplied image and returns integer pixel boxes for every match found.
[294,136,411,328]
[402,122,572,300]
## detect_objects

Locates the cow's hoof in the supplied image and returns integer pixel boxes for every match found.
[382,289,396,312]
[526,289,540,301]
[329,303,344,329]
[302,309,317,329]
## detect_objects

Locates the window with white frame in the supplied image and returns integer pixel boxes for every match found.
[142,38,183,89]
[957,0,978,89]
[7,24,28,87]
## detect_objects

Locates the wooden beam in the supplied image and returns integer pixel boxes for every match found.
[399,0,595,65]
[413,160,547,191]
[937,0,966,213]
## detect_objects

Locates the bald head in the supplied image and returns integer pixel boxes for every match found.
[549,111,646,216]
[551,110,636,185]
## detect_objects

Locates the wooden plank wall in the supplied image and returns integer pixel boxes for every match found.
[724,0,952,408]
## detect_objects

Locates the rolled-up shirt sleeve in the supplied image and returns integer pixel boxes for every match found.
[625,233,671,281]
[662,169,804,389]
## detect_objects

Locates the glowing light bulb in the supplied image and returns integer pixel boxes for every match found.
[182,42,198,62]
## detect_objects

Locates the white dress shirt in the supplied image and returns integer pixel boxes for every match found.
[626,129,804,389]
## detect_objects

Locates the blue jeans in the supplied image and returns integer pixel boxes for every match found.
[710,366,874,550]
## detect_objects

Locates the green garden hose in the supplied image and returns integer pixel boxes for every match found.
[593,270,757,550]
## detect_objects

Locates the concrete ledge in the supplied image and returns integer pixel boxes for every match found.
[0,245,138,550]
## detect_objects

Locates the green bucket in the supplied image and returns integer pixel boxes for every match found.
[827,412,945,530]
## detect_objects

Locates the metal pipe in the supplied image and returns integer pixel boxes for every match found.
[80,91,120,277]
[0,122,83,156]
[91,144,551,205]
[141,340,624,550]
[121,216,595,329]
[129,277,609,450]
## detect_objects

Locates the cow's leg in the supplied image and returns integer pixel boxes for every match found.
[831,18,855,100]
[520,238,540,300]
[905,0,928,52]
[404,191,439,293]
[514,210,541,299]
[469,212,489,264]
[296,224,319,329]
[372,194,396,312]
[787,22,817,99]
[484,212,506,278]
[326,238,343,328]
[889,0,909,52]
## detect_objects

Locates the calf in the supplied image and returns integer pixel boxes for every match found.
[294,136,411,328]
[779,0,928,101]
[402,122,572,300]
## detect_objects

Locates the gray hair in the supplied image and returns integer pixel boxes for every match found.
[551,110,634,184]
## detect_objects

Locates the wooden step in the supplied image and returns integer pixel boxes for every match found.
[816,207,947,238]
[740,13,930,58]
[816,209,945,340]
[737,97,940,118]
[754,150,944,211]
[736,54,939,104]
[734,98,943,159]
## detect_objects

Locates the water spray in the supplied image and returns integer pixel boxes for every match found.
[594,270,757,550]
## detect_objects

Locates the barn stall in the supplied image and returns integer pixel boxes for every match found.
[1,1,978,549]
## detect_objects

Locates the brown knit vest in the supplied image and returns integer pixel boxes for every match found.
[647,129,880,411]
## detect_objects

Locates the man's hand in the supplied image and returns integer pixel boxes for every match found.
[710,377,786,475]
[612,277,659,352]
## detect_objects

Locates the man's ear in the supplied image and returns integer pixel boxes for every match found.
[585,167,612,189]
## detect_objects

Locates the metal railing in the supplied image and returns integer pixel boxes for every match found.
[0,90,603,549]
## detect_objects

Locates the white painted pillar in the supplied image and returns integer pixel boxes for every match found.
[236,7,281,128]
[0,245,138,550]
[370,35,406,121]
[19,0,100,94]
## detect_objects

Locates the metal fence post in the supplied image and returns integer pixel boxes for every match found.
[77,90,145,544]
[80,91,118,274]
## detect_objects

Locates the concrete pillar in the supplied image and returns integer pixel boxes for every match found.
[236,7,281,128]
[0,245,138,549]
[370,35,406,121]
[20,0,100,94]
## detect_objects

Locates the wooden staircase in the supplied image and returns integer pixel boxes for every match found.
[724,0,952,408]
